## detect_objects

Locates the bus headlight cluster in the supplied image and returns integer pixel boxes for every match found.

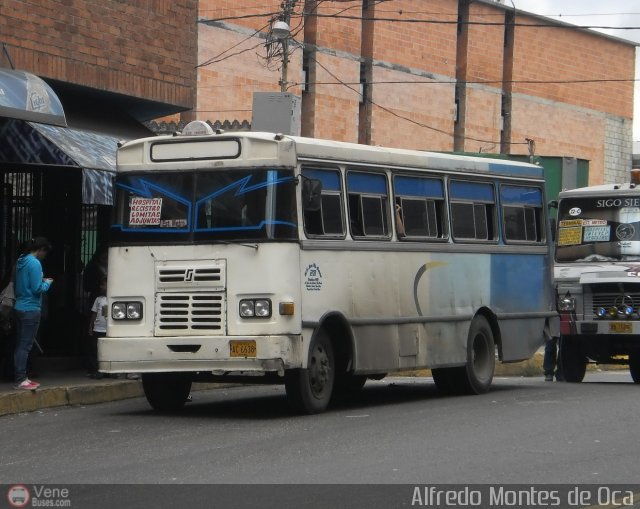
[239,298,272,318]
[112,301,143,320]
[595,305,639,320]
[557,296,575,312]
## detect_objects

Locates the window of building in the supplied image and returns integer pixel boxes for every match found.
[347,171,390,239]
[301,168,345,237]
[393,175,446,239]
[500,185,544,243]
[449,180,496,242]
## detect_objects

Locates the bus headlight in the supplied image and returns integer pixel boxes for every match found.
[112,301,143,320]
[239,298,271,318]
[557,296,575,312]
[127,302,143,320]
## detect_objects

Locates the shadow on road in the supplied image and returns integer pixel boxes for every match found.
[116,377,528,421]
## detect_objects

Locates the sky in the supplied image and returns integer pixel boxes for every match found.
[511,0,640,142]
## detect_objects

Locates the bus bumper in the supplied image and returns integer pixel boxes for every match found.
[98,334,303,375]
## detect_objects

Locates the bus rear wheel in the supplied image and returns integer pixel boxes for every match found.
[559,336,586,383]
[142,372,192,412]
[433,316,495,395]
[285,329,335,414]
[462,316,495,394]
[629,353,640,383]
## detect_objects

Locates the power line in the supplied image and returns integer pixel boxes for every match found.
[306,52,521,148]
[196,21,271,69]
[303,12,640,30]
[199,11,640,31]
[197,76,638,89]
[289,78,639,87]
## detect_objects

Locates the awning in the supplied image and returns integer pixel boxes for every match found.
[0,117,124,205]
[0,69,67,127]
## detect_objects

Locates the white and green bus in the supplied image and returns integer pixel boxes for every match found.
[99,122,557,413]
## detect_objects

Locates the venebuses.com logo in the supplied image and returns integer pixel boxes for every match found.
[6,485,30,508]
[6,485,71,507]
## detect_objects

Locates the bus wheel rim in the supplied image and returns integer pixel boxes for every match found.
[309,343,330,397]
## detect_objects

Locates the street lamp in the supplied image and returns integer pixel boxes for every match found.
[271,20,291,92]
[271,20,290,40]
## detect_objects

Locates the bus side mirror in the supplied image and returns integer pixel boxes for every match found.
[548,200,558,209]
[302,179,322,212]
[549,218,557,242]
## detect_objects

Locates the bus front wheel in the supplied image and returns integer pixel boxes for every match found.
[142,372,192,412]
[285,329,335,414]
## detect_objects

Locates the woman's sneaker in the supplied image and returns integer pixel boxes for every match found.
[15,379,40,390]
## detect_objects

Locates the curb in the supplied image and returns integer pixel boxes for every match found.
[0,380,143,417]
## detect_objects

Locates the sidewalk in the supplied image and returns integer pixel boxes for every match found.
[0,370,145,417]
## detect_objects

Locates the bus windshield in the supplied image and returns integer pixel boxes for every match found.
[110,169,298,243]
[556,196,640,262]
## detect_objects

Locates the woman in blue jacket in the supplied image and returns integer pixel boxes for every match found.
[14,237,53,390]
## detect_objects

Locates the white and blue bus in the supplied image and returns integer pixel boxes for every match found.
[99,122,557,413]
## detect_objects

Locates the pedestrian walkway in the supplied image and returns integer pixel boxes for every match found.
[0,369,144,417]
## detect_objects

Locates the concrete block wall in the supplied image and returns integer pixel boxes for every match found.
[508,12,635,182]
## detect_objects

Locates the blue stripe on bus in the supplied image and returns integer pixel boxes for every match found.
[303,169,341,191]
[347,172,388,195]
[394,176,444,198]
[500,185,542,206]
[450,181,494,201]
[491,254,545,311]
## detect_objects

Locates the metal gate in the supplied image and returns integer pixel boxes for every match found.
[0,170,40,281]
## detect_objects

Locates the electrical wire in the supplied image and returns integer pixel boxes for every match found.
[305,52,523,147]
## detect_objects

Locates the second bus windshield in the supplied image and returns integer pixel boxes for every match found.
[556,196,640,262]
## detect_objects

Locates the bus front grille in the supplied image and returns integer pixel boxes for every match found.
[155,293,225,335]
[585,286,640,319]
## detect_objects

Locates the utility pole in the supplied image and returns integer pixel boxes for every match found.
[277,0,296,92]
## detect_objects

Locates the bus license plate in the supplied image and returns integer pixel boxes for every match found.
[610,322,632,333]
[229,340,257,357]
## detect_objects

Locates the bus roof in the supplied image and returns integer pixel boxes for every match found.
[118,129,544,179]
[559,182,638,198]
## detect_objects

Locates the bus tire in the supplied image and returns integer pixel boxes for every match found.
[433,316,495,395]
[142,372,192,412]
[285,329,335,414]
[629,354,640,383]
[559,336,586,383]
[461,315,495,394]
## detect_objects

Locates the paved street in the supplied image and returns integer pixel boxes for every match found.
[1,371,639,487]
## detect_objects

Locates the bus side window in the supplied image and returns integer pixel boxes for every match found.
[500,185,544,243]
[449,180,496,242]
[301,168,345,238]
[346,171,390,239]
[393,175,446,240]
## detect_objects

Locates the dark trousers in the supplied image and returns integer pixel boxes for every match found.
[87,331,105,374]
[544,336,564,380]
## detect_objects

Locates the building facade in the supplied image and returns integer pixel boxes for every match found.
[0,0,198,358]
[196,0,636,184]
